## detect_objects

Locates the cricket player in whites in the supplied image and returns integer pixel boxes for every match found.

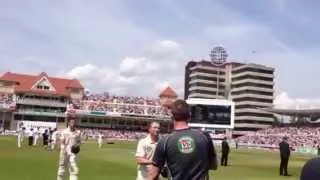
[17,126,25,148]
[97,131,103,149]
[135,121,160,180]
[51,128,58,150]
[57,117,81,180]
[33,127,40,146]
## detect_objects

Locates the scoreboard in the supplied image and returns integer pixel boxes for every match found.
[186,98,235,129]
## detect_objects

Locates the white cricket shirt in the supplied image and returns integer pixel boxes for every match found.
[98,134,103,142]
[135,135,158,180]
[18,128,24,136]
[60,128,81,154]
[33,129,39,137]
[52,131,58,142]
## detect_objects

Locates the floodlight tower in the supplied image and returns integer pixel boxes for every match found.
[209,46,228,97]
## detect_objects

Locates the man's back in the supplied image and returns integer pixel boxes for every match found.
[153,128,216,180]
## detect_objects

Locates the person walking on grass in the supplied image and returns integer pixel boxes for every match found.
[57,118,81,180]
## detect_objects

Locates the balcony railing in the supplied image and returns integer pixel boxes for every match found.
[16,98,68,107]
[15,109,66,117]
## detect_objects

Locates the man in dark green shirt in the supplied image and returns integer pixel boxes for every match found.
[148,99,218,180]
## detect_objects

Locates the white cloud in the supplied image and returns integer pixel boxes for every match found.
[119,57,157,77]
[3,0,320,100]
[0,1,159,73]
[118,76,140,85]
[67,64,105,80]
[143,40,182,58]
[142,40,184,71]
[65,40,185,97]
[66,63,142,94]
[275,92,320,109]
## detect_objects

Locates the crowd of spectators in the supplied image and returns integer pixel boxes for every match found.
[15,96,67,107]
[70,93,170,117]
[83,93,161,106]
[80,128,148,141]
[0,93,14,109]
[0,92,171,116]
[237,127,320,150]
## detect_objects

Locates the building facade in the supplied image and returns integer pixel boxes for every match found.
[0,72,84,129]
[185,60,275,132]
[66,86,175,132]
[0,72,175,132]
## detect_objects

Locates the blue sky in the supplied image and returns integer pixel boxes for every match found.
[1,0,320,107]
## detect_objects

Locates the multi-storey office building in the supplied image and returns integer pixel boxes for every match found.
[185,60,275,132]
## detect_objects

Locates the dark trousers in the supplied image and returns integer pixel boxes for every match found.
[43,139,48,146]
[280,156,289,175]
[221,153,229,166]
[28,136,34,146]
[204,173,209,180]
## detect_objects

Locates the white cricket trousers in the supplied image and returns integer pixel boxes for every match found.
[17,135,22,148]
[33,135,38,146]
[51,141,56,150]
[57,151,79,180]
[98,140,102,148]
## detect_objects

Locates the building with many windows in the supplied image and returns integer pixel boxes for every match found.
[0,72,84,129]
[184,60,275,132]
[65,86,175,132]
[0,71,176,133]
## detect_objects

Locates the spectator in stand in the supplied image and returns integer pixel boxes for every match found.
[79,128,150,141]
[68,92,170,117]
[0,93,14,108]
[236,127,320,151]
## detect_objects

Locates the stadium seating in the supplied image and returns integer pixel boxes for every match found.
[0,92,170,116]
[81,128,147,140]
[237,127,320,150]
[70,93,170,117]
[80,128,171,141]
[0,93,14,109]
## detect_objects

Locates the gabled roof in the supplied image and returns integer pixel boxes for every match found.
[0,72,84,96]
[31,75,56,91]
[159,86,177,98]
[162,99,173,108]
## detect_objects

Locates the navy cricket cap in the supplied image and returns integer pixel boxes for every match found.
[300,157,320,180]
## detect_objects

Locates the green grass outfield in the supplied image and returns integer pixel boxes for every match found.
[0,136,313,180]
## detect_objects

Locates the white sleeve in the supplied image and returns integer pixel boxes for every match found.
[135,140,144,157]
